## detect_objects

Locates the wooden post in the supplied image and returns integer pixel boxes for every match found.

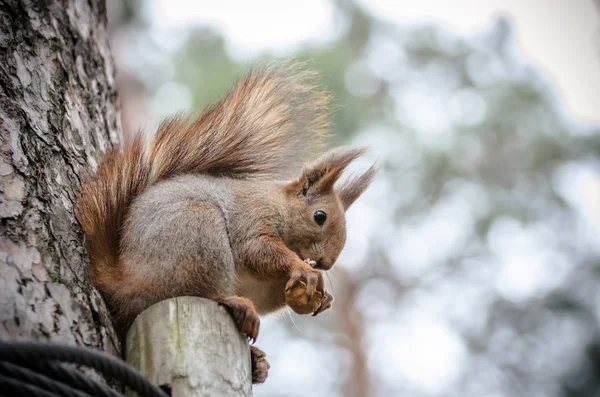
[125,297,252,397]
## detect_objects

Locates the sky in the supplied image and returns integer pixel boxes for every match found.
[149,0,600,125]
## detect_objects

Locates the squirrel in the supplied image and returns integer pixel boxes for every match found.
[75,63,376,384]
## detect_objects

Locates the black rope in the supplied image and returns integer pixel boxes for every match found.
[26,360,123,397]
[0,361,92,397]
[0,341,169,397]
[0,373,59,397]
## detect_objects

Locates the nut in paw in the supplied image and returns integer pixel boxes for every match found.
[285,265,334,315]
[286,281,323,314]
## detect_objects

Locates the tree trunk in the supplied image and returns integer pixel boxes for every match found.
[0,0,119,354]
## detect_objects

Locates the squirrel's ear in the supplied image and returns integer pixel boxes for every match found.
[289,147,368,198]
[336,164,377,210]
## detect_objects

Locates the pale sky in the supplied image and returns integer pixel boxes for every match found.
[360,0,600,125]
[150,0,600,124]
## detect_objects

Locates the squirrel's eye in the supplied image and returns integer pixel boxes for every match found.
[313,210,327,226]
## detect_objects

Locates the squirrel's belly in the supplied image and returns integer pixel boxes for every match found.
[235,270,287,315]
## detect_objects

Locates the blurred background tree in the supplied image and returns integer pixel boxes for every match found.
[106,1,600,396]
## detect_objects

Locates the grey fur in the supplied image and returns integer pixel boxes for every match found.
[120,175,284,314]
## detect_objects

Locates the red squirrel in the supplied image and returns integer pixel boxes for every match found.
[76,63,376,384]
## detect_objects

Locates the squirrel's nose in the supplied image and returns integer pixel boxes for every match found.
[314,258,332,271]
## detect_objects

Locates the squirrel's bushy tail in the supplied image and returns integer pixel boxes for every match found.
[76,63,331,293]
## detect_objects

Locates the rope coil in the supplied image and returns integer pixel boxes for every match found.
[0,341,168,397]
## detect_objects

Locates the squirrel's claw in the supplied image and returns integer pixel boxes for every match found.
[286,267,323,302]
[312,290,334,316]
[218,296,260,343]
[250,346,270,384]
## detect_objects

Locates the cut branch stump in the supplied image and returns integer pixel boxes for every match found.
[125,297,252,397]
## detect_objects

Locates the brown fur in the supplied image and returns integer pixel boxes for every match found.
[76,64,375,380]
[77,63,330,297]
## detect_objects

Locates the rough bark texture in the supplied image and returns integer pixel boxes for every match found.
[0,0,119,353]
[126,297,252,397]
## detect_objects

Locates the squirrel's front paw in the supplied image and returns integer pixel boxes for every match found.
[219,296,260,343]
[285,267,333,315]
[312,289,333,316]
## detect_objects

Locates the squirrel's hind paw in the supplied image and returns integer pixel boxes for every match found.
[251,345,270,384]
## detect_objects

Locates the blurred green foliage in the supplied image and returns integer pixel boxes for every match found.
[110,1,600,396]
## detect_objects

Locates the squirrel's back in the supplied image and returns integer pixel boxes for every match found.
[76,63,331,297]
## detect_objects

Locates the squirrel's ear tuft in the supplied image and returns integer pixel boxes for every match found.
[336,164,377,210]
[289,147,369,198]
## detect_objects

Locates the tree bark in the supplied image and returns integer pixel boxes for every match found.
[0,0,119,353]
